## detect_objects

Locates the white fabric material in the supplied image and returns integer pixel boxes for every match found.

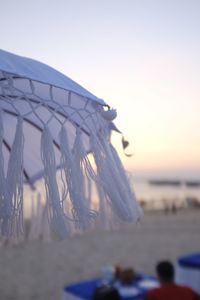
[0,49,104,105]
[0,51,142,239]
[0,50,106,185]
[0,73,103,184]
[41,126,70,238]
[1,117,24,238]
[90,133,142,223]
[60,127,95,231]
[175,264,200,294]
[0,110,5,219]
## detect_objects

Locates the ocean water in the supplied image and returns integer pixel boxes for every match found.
[24,174,200,216]
[131,178,200,210]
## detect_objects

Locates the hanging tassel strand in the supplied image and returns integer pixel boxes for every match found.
[41,126,70,239]
[60,126,96,231]
[1,117,24,240]
[0,110,5,232]
[90,132,142,224]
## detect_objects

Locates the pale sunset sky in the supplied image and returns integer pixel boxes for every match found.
[1,0,200,179]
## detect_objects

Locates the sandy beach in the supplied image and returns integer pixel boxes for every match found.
[0,208,199,300]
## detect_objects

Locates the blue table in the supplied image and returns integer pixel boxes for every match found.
[178,253,200,269]
[176,253,200,294]
[64,274,159,300]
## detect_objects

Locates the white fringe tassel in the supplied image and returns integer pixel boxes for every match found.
[108,142,143,219]
[0,110,5,226]
[60,126,96,230]
[41,126,70,238]
[90,133,142,223]
[96,177,111,230]
[1,117,24,239]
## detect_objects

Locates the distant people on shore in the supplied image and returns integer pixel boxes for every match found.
[145,261,199,300]
[163,199,178,214]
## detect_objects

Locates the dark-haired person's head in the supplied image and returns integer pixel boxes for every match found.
[93,286,120,300]
[156,261,174,284]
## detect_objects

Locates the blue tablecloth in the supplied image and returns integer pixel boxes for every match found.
[64,274,158,300]
[178,253,200,269]
[176,252,200,294]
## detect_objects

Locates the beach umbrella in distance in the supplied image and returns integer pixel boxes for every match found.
[0,50,142,241]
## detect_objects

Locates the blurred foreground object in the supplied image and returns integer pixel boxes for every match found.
[119,268,136,285]
[146,260,199,300]
[93,286,120,300]
[176,253,200,295]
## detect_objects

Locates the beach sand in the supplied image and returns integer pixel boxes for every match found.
[0,209,199,300]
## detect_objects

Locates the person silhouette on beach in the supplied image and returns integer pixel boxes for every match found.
[145,261,199,300]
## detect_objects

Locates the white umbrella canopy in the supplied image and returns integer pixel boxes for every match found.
[0,50,142,240]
